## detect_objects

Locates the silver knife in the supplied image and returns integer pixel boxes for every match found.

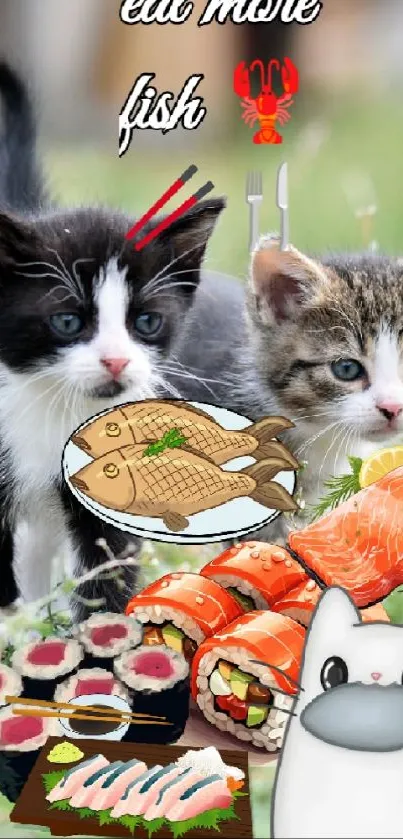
[277,162,289,250]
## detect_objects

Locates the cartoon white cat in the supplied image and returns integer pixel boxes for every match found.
[272,586,403,839]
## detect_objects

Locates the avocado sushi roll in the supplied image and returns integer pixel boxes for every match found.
[75,613,143,671]
[114,646,190,745]
[11,637,84,701]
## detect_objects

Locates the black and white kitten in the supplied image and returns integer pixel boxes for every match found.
[0,64,224,614]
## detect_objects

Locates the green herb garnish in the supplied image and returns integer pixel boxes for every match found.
[309,455,362,521]
[143,428,187,457]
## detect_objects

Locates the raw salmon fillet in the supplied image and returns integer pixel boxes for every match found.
[289,465,403,606]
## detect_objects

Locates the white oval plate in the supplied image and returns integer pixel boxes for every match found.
[62,401,296,545]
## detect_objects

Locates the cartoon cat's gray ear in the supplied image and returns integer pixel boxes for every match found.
[249,236,330,324]
[308,586,361,642]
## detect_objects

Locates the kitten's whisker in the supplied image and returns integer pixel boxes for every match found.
[17,379,62,425]
[272,705,297,717]
[141,233,211,296]
[158,366,219,398]
[295,420,342,456]
[14,259,68,283]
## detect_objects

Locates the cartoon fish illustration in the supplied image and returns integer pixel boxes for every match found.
[70,444,297,532]
[71,399,297,467]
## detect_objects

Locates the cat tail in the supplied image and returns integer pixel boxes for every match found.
[253,439,299,468]
[245,460,298,512]
[0,62,46,212]
[248,416,294,444]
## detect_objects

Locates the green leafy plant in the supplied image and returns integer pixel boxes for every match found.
[42,771,243,838]
[143,428,188,457]
[309,456,362,521]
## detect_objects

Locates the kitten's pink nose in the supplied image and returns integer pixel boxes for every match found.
[376,401,403,422]
[101,357,129,379]
[371,672,382,681]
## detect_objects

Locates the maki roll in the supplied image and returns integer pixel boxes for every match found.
[0,664,22,707]
[200,541,307,611]
[191,611,305,751]
[12,637,84,701]
[114,645,190,744]
[75,613,143,670]
[126,572,242,663]
[272,580,391,627]
[54,668,130,704]
[0,704,55,802]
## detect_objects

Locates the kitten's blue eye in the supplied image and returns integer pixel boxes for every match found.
[49,313,84,338]
[135,312,163,337]
[320,656,348,691]
[331,359,364,381]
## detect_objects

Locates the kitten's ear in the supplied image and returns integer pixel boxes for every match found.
[308,586,361,645]
[159,197,226,273]
[0,212,39,265]
[250,235,330,324]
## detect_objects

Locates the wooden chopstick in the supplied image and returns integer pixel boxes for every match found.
[12,708,170,726]
[5,695,166,722]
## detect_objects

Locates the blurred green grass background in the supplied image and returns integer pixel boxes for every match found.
[2,94,403,837]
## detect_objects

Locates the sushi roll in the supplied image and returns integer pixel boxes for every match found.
[200,541,307,611]
[11,637,84,701]
[54,667,130,704]
[0,704,55,801]
[114,645,190,744]
[0,664,22,707]
[75,613,143,670]
[126,572,242,663]
[273,580,391,627]
[191,611,305,752]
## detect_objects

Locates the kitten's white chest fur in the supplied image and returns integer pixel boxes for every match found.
[272,587,403,839]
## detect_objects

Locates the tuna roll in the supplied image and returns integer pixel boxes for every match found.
[192,611,305,752]
[11,637,84,701]
[75,613,143,670]
[0,704,55,801]
[126,572,242,663]
[114,645,190,745]
[54,667,130,705]
[0,665,22,707]
[200,541,307,610]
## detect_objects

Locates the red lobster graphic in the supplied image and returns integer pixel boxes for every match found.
[233,58,299,145]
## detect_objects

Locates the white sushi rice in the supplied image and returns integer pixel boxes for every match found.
[12,637,84,680]
[0,704,58,750]
[132,605,204,644]
[54,668,130,704]
[196,647,293,751]
[114,645,189,692]
[0,665,22,707]
[75,613,143,657]
[205,574,269,610]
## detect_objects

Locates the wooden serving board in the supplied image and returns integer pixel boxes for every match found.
[11,737,252,838]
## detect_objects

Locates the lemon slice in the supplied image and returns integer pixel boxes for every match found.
[359,445,403,488]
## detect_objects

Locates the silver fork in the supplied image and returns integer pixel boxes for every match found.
[245,171,263,252]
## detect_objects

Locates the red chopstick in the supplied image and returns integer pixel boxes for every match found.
[126,164,198,241]
[134,181,215,252]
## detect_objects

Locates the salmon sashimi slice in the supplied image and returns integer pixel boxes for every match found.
[91,759,148,811]
[69,762,123,809]
[111,766,163,819]
[46,755,109,802]
[70,445,297,532]
[144,769,202,821]
[201,541,308,609]
[164,774,232,822]
[289,465,403,606]
[71,399,296,465]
